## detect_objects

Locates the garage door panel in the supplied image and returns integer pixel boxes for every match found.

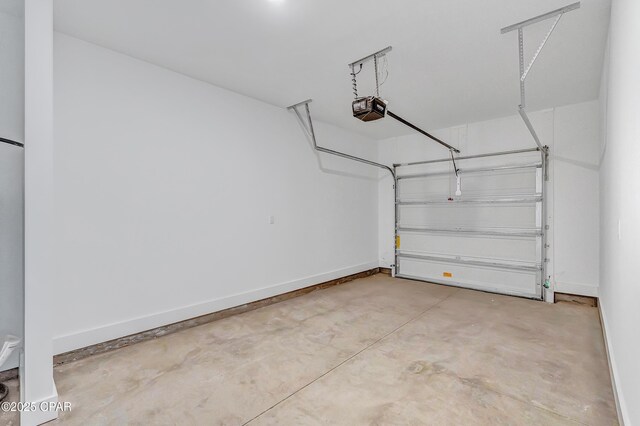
[398,169,538,200]
[399,204,538,229]
[398,232,538,263]
[398,175,449,200]
[397,257,540,298]
[455,169,537,197]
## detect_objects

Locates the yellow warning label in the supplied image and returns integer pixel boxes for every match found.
[443,272,453,278]
[395,235,400,249]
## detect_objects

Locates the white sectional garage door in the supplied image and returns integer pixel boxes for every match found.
[394,150,546,299]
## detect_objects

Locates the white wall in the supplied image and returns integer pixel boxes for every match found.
[0,145,23,372]
[0,0,24,373]
[552,101,601,297]
[598,0,640,423]
[378,101,601,297]
[0,2,25,143]
[52,33,380,354]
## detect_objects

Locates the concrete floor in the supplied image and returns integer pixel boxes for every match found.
[0,378,19,426]
[50,274,617,425]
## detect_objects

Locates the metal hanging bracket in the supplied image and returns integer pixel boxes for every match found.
[501,2,580,152]
[348,46,392,100]
[287,99,396,180]
[500,2,580,34]
[348,46,460,154]
[348,46,393,70]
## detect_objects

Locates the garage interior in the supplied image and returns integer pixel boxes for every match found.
[1,0,638,425]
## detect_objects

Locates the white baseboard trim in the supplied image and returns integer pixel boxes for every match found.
[53,261,378,355]
[20,383,59,426]
[554,281,599,297]
[598,301,629,425]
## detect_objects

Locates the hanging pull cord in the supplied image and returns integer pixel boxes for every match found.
[450,149,462,196]
[350,64,362,99]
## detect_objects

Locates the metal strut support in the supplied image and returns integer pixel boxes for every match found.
[521,13,563,83]
[518,28,526,108]
[518,107,543,151]
[287,99,396,180]
[394,147,540,167]
[502,2,580,151]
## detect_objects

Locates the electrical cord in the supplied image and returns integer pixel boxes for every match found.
[378,55,389,90]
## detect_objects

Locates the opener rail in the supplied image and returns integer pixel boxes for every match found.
[0,137,24,148]
[386,111,460,153]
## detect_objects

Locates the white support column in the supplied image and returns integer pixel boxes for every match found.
[22,0,57,424]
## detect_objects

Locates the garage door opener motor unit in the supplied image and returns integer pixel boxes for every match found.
[352,96,387,122]
[350,47,390,122]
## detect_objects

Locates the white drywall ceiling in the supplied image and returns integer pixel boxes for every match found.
[53,0,610,140]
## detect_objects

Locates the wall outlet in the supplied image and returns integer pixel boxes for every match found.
[268,215,275,225]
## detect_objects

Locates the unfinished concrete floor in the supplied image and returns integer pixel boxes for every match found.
[52,274,617,425]
[0,378,19,426]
